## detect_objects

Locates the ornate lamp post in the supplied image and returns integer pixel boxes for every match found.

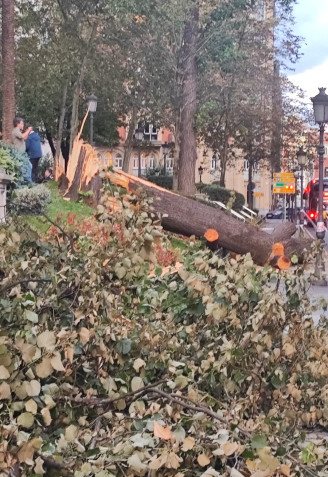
[162,142,170,176]
[87,94,98,146]
[296,146,307,225]
[311,87,328,285]
[198,165,204,183]
[135,127,144,178]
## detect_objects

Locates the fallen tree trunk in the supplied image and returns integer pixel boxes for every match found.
[107,170,312,266]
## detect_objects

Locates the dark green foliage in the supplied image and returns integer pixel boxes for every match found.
[0,142,31,187]
[147,175,173,190]
[203,183,245,210]
[11,184,51,214]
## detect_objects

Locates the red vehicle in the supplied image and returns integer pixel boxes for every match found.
[303,178,328,224]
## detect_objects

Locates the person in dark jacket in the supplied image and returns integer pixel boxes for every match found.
[25,128,42,182]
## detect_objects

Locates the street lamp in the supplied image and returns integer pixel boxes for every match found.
[198,165,204,183]
[296,146,307,225]
[311,87,328,285]
[87,94,97,146]
[162,142,170,176]
[135,127,144,178]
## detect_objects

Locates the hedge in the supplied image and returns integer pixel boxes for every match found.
[146,175,173,190]
[203,183,245,210]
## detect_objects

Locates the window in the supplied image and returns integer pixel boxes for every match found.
[149,157,155,169]
[143,123,158,141]
[211,157,218,170]
[325,167,328,177]
[114,155,123,169]
[167,158,173,170]
[133,156,138,169]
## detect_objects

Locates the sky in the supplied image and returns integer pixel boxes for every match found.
[288,0,328,101]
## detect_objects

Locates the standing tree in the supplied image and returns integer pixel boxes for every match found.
[2,0,15,142]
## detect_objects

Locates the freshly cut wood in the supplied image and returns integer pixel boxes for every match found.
[272,243,284,257]
[107,170,312,265]
[277,256,291,270]
[204,229,219,242]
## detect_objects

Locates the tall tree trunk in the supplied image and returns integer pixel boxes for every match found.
[219,132,229,187]
[122,105,137,173]
[69,24,96,153]
[270,60,282,173]
[178,7,199,196]
[56,79,68,160]
[173,113,181,190]
[45,128,56,158]
[247,161,254,209]
[2,0,15,143]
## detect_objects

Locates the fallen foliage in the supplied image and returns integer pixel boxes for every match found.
[0,183,327,477]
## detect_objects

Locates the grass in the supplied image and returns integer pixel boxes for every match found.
[24,181,94,234]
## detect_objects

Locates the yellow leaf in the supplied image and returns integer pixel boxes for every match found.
[280,464,291,476]
[258,448,279,473]
[131,376,144,392]
[34,456,45,474]
[166,451,182,469]
[133,358,146,372]
[0,365,10,379]
[198,454,211,467]
[79,327,90,344]
[282,343,296,357]
[19,343,37,363]
[51,353,65,372]
[65,346,74,363]
[25,380,41,397]
[0,381,11,400]
[154,421,172,441]
[222,441,239,456]
[182,436,196,451]
[36,358,54,378]
[17,412,35,429]
[17,442,35,464]
[37,330,56,350]
[65,424,78,442]
[25,399,38,415]
[41,407,52,426]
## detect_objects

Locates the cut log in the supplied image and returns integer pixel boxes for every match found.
[107,170,313,266]
[273,222,296,241]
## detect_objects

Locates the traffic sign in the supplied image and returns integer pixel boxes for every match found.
[273,183,295,194]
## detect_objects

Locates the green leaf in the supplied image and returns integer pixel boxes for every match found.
[291,255,298,264]
[116,339,132,355]
[241,449,256,459]
[251,435,267,450]
[270,374,286,389]
[25,310,38,323]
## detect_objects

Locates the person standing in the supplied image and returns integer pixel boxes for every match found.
[25,127,42,183]
[11,117,31,152]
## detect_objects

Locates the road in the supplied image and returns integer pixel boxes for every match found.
[262,218,328,324]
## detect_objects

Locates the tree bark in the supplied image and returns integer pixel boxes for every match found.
[45,129,56,158]
[69,24,96,154]
[2,0,15,143]
[56,78,68,161]
[107,170,312,266]
[122,105,137,173]
[178,7,199,196]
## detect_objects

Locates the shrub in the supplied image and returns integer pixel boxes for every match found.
[37,153,54,182]
[147,175,173,190]
[11,184,51,214]
[203,183,245,210]
[0,143,32,186]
